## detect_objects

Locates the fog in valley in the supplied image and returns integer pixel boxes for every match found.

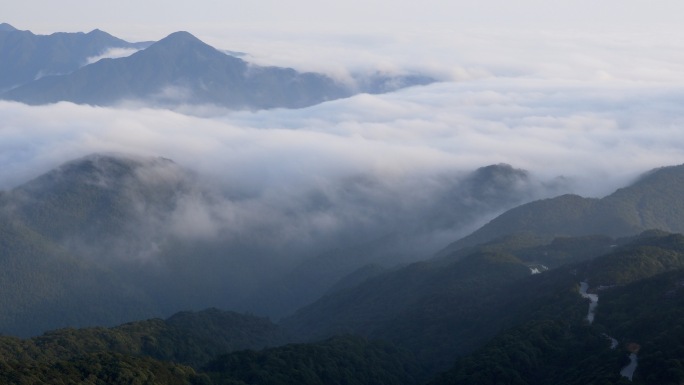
[1,24,684,321]
[2,2,684,383]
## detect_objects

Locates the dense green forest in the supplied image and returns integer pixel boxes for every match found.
[430,232,684,385]
[203,336,420,385]
[280,231,621,373]
[2,159,684,383]
[3,23,684,385]
[0,309,286,368]
[0,329,417,385]
[1,231,684,383]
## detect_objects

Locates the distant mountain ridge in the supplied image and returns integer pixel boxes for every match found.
[0,23,17,32]
[0,24,150,91]
[0,26,435,109]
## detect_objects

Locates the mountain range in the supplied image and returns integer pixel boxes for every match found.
[0,25,434,109]
[0,23,150,91]
[0,154,560,336]
[1,156,683,339]
[277,163,684,378]
[3,21,684,385]
[3,228,684,384]
[441,164,684,253]
[0,154,683,382]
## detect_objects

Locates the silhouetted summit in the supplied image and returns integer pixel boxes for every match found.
[0,23,17,32]
[0,25,148,90]
[0,28,435,109]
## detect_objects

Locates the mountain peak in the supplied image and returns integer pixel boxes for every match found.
[156,31,206,46]
[0,27,425,110]
[16,153,180,194]
[471,163,528,182]
[0,23,17,32]
[165,30,198,39]
[141,30,218,58]
[86,28,111,37]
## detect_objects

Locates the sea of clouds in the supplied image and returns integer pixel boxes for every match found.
[2,26,684,252]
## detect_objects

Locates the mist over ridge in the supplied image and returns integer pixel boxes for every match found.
[1,22,684,334]
[0,151,571,335]
[3,4,684,383]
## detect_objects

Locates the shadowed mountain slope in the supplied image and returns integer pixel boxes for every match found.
[0,156,550,336]
[441,164,684,253]
[283,231,684,377]
[241,163,564,317]
[430,232,684,385]
[0,308,287,385]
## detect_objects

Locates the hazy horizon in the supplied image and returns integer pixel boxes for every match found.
[2,0,684,330]
[2,3,684,252]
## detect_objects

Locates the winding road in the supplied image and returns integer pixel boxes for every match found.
[578,281,637,381]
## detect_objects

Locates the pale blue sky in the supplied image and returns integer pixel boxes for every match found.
[4,0,684,39]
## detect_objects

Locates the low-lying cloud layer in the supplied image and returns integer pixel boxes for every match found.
[85,47,141,65]
[3,79,680,192]
[2,26,684,317]
[2,29,684,253]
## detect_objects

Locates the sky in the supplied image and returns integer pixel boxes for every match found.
[5,0,684,36]
[2,0,684,256]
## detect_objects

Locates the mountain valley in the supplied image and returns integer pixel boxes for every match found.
[1,20,684,385]
[0,152,682,383]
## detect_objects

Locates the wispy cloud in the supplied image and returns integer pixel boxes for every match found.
[1,28,684,264]
[84,47,140,65]
[2,25,684,316]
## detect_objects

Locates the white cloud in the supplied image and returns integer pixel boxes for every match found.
[1,76,682,195]
[4,0,684,321]
[2,24,684,318]
[84,47,140,65]
[1,27,684,266]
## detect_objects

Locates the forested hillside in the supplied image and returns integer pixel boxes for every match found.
[444,164,684,251]
[431,232,684,385]
[0,155,560,336]
[283,231,684,378]
[2,232,684,383]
